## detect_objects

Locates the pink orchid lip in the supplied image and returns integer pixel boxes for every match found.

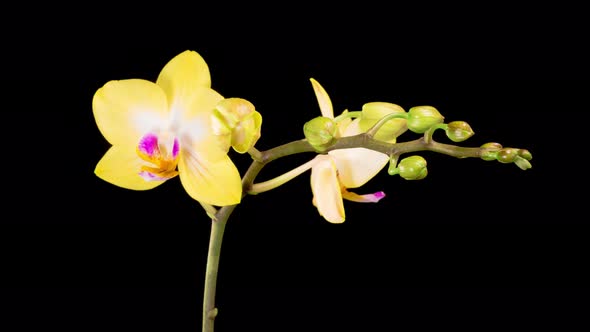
[137,133,180,159]
[138,133,159,158]
[136,132,181,181]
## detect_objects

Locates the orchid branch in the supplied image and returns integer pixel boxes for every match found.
[203,128,531,331]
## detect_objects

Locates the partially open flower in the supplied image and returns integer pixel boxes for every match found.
[308,79,389,223]
[212,98,262,153]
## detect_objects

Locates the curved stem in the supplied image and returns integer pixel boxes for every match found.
[334,110,362,122]
[423,123,448,144]
[366,113,408,137]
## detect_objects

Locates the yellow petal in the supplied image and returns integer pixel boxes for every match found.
[176,86,224,124]
[178,150,242,206]
[310,156,345,223]
[310,78,334,119]
[95,145,165,190]
[156,51,212,119]
[92,79,169,146]
[176,87,228,162]
[328,148,389,188]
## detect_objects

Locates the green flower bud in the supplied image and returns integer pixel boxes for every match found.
[445,121,474,142]
[514,156,532,170]
[304,116,337,151]
[518,149,533,161]
[398,155,428,180]
[496,148,519,163]
[480,142,503,161]
[358,102,407,142]
[407,106,444,133]
[212,98,262,153]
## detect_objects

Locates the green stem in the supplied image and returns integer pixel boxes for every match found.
[333,110,362,122]
[203,205,235,332]
[423,123,448,144]
[202,160,265,332]
[366,113,408,137]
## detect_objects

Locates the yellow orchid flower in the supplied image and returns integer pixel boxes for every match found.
[308,79,389,223]
[93,50,242,206]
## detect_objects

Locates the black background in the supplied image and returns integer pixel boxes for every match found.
[3,8,588,332]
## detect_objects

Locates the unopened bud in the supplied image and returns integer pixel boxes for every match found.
[496,148,519,163]
[212,98,262,153]
[398,155,428,180]
[514,156,532,170]
[480,142,503,161]
[445,121,474,142]
[359,102,408,142]
[407,106,444,133]
[518,149,532,161]
[304,116,337,151]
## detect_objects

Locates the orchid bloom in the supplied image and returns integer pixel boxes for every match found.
[309,79,389,223]
[93,50,242,206]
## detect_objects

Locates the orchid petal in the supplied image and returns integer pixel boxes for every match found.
[329,148,389,188]
[310,78,334,119]
[156,51,213,121]
[92,79,168,146]
[95,145,165,190]
[341,118,363,136]
[335,114,352,138]
[178,150,242,206]
[175,86,224,128]
[310,156,345,223]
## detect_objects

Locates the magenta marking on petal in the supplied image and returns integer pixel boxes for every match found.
[172,137,180,158]
[138,133,159,157]
[138,170,167,182]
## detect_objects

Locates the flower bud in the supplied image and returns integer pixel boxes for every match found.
[398,155,428,180]
[358,102,407,142]
[212,98,262,153]
[514,156,532,170]
[496,148,519,163]
[518,149,532,161]
[445,121,474,142]
[407,106,444,133]
[304,116,337,151]
[480,142,503,161]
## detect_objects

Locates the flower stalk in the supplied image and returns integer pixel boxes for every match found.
[202,126,532,331]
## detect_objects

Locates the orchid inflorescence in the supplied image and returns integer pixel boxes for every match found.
[92,50,532,332]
